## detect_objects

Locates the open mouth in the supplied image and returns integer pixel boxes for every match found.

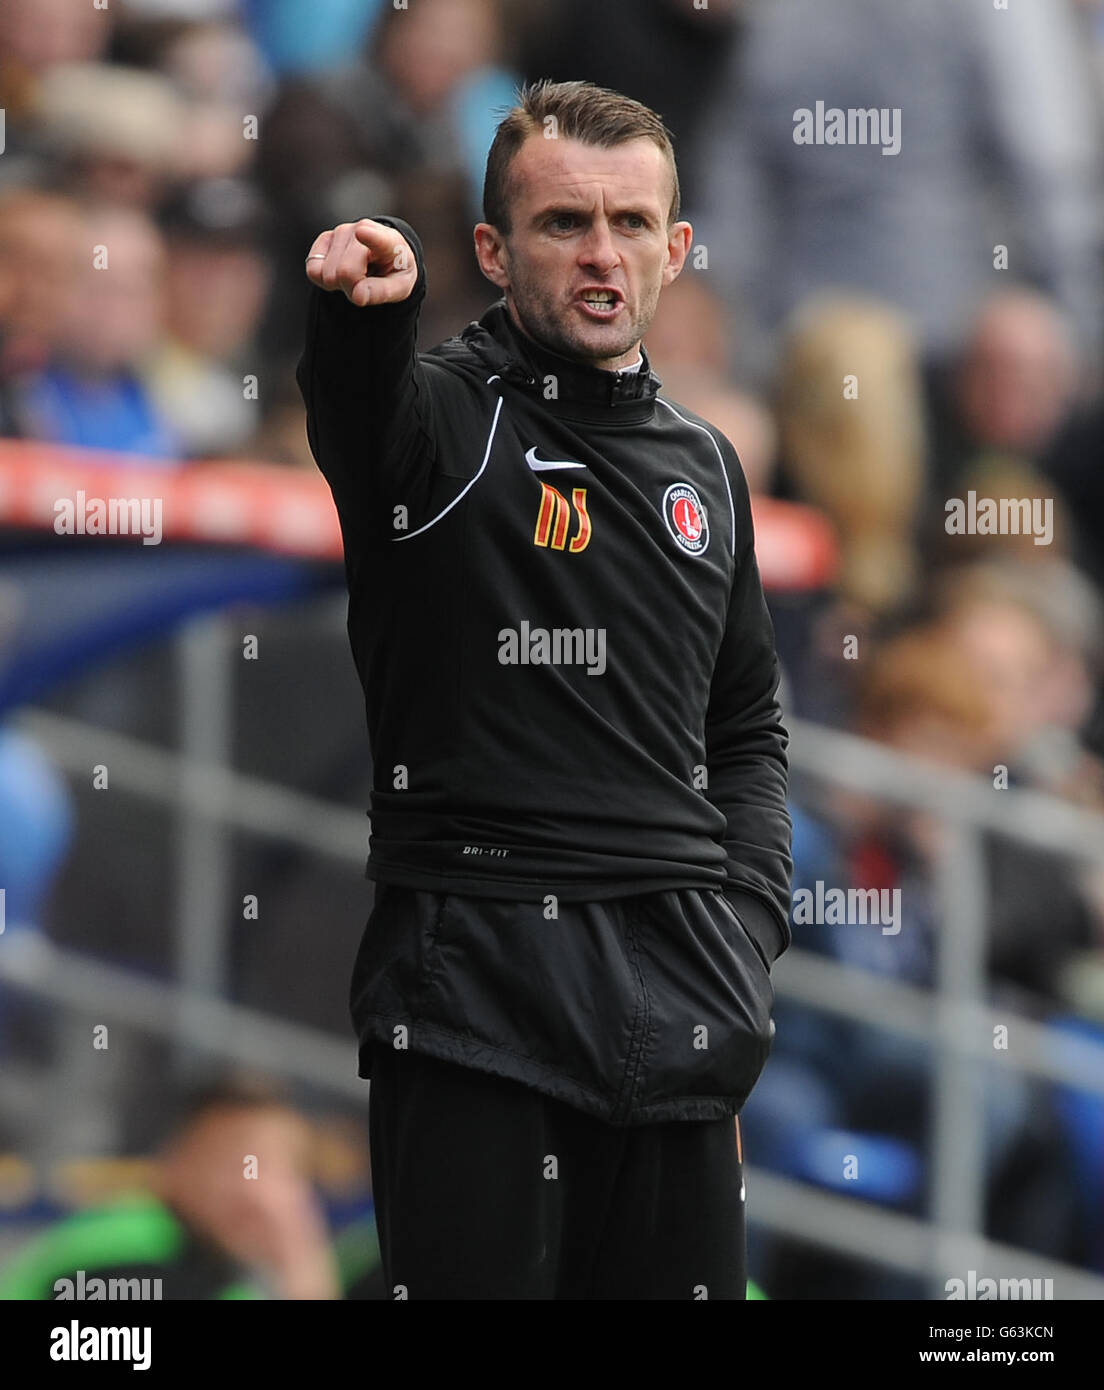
[576,288,624,319]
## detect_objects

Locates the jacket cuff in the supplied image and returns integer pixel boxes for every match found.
[724,888,790,970]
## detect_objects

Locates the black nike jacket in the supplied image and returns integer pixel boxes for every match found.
[297,217,794,1122]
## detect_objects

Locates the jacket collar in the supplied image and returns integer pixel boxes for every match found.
[459,300,661,423]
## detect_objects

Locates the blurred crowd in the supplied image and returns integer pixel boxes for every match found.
[1,0,1104,1298]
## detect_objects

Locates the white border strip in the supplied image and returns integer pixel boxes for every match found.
[391,393,504,542]
[657,397,736,556]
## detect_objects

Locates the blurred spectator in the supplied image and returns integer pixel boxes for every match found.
[693,0,1104,379]
[775,294,926,616]
[931,561,1104,806]
[842,627,1089,1253]
[930,561,1104,962]
[17,204,181,461]
[956,292,1079,459]
[0,0,111,170]
[144,177,271,457]
[645,272,778,493]
[109,15,273,184]
[927,289,1080,505]
[0,0,108,73]
[116,13,271,110]
[30,63,184,209]
[856,627,996,774]
[849,624,1097,1008]
[0,187,82,435]
[256,0,516,361]
[746,625,1091,1288]
[0,1079,340,1300]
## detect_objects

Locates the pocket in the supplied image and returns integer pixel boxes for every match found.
[633,890,774,1111]
[713,891,775,999]
[708,890,777,1080]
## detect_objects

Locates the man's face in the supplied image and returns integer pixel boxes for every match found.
[474,135,692,370]
[164,1108,318,1262]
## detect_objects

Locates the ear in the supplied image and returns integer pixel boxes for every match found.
[661,220,694,286]
[474,223,511,290]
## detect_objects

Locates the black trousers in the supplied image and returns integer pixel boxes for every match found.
[368,1041,747,1300]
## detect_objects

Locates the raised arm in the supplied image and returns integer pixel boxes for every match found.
[295,216,430,514]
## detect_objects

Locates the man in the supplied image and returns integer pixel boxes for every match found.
[297,80,792,1300]
[0,1081,339,1300]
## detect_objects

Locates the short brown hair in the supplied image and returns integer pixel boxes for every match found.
[856,629,992,740]
[483,80,680,235]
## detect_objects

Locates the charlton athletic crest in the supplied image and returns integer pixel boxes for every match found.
[661,482,709,556]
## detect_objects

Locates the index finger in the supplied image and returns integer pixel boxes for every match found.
[353,219,405,264]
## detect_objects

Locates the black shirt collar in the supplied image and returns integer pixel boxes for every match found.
[460,300,661,423]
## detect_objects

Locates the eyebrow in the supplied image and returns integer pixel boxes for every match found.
[532,203,657,224]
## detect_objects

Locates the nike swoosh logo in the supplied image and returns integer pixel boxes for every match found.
[525,447,586,472]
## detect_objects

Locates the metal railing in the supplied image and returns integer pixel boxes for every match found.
[3,609,1104,1299]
